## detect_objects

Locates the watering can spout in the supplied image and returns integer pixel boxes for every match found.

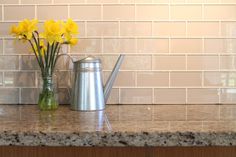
[104,55,125,103]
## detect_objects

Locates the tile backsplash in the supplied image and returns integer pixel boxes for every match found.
[0,0,236,104]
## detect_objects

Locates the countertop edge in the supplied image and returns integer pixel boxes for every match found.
[1,131,236,146]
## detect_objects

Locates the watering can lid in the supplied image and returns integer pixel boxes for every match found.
[79,56,101,63]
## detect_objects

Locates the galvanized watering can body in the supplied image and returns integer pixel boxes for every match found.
[59,54,125,111]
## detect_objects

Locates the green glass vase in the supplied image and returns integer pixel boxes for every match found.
[38,75,58,111]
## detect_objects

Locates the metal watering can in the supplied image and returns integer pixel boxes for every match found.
[58,54,125,111]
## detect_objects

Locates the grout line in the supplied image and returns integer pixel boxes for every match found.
[67,5,70,18]
[34,5,37,19]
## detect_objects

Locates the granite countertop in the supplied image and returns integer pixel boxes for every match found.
[0,104,236,146]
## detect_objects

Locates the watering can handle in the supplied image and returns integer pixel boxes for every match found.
[56,53,75,102]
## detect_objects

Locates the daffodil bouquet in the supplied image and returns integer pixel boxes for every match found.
[10,19,79,110]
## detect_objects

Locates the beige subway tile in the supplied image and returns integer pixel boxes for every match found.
[21,0,51,4]
[221,0,236,2]
[95,55,117,70]
[119,105,153,120]
[37,5,68,20]
[136,121,170,132]
[0,22,17,36]
[87,22,119,37]
[70,5,101,20]
[204,39,222,53]
[21,88,39,104]
[204,39,236,53]
[104,71,136,87]
[187,55,219,70]
[0,56,19,70]
[137,72,169,87]
[55,71,70,88]
[21,55,40,70]
[0,0,18,4]
[136,5,169,20]
[153,22,186,37]
[0,7,2,21]
[171,39,202,53]
[107,88,119,104]
[152,0,168,3]
[205,0,219,2]
[170,72,202,87]
[4,5,35,21]
[73,22,85,37]
[4,72,35,87]
[204,5,236,20]
[221,22,236,37]
[220,105,236,120]
[222,39,236,53]
[103,39,136,53]
[135,0,151,3]
[137,39,169,53]
[204,72,236,87]
[186,0,204,3]
[103,5,135,20]
[120,88,152,104]
[54,0,85,3]
[203,121,236,132]
[120,55,152,70]
[154,105,186,121]
[220,89,236,104]
[87,0,118,3]
[0,88,19,104]
[187,105,219,120]
[220,55,236,70]
[154,88,186,104]
[153,55,186,70]
[120,22,152,37]
[170,121,202,132]
[4,39,30,54]
[187,22,219,37]
[70,39,101,53]
[187,88,219,104]
[119,0,135,3]
[171,5,202,20]
[171,0,185,3]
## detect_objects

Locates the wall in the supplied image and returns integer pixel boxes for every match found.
[0,0,236,104]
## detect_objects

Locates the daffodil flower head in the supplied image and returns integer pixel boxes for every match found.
[41,20,64,45]
[10,19,38,40]
[64,18,79,36]
[68,38,78,46]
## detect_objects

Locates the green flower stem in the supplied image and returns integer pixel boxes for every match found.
[28,39,44,73]
[32,33,44,69]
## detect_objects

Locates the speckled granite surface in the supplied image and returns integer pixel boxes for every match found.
[0,104,236,146]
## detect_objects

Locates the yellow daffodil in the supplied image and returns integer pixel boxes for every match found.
[41,20,64,45]
[10,19,38,40]
[63,19,79,45]
[64,19,78,36]
[68,38,78,46]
